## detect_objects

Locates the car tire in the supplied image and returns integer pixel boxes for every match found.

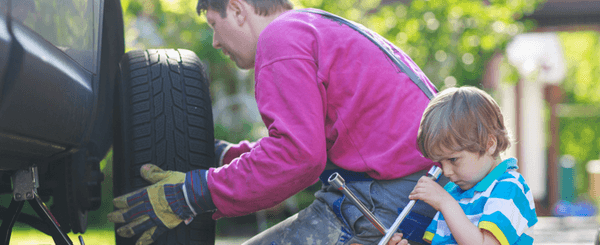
[113,49,216,245]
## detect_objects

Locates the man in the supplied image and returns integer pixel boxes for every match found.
[108,0,444,244]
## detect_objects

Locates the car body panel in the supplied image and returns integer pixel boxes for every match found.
[0,0,106,169]
[0,21,95,158]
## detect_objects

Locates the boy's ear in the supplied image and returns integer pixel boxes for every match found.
[228,0,248,26]
[487,134,497,155]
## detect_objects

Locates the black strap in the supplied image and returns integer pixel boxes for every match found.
[297,9,437,100]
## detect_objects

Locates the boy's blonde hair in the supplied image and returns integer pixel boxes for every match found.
[417,86,510,161]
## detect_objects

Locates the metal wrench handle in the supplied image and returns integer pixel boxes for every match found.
[328,172,387,235]
[378,165,443,245]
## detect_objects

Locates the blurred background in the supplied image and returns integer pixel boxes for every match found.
[115,0,600,237]
[114,0,600,239]
[13,0,600,243]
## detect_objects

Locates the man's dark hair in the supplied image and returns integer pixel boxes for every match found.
[197,0,293,17]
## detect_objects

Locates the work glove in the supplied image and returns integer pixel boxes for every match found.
[107,164,215,245]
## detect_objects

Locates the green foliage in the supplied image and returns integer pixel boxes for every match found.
[214,122,264,145]
[557,32,600,196]
[559,32,600,104]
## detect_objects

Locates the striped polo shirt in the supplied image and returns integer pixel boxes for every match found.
[423,158,538,245]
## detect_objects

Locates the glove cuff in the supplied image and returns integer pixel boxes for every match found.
[184,169,217,213]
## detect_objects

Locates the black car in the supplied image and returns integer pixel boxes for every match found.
[0,0,216,244]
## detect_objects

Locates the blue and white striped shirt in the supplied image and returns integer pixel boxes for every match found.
[423,158,538,245]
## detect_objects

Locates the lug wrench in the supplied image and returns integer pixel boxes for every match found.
[327,166,443,243]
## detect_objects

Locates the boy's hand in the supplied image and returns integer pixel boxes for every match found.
[386,233,410,245]
[350,233,409,245]
[409,176,453,211]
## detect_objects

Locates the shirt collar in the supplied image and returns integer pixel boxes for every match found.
[473,157,518,192]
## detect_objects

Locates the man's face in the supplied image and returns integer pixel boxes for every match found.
[206,6,256,69]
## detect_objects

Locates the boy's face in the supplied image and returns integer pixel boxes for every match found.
[206,4,256,69]
[435,149,498,191]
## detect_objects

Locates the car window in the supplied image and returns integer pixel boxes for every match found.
[10,0,101,74]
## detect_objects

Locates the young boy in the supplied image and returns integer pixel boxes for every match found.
[388,86,538,245]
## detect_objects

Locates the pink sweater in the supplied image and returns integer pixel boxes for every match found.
[207,9,436,219]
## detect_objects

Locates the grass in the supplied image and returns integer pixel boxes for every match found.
[7,227,252,245]
[9,227,115,245]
